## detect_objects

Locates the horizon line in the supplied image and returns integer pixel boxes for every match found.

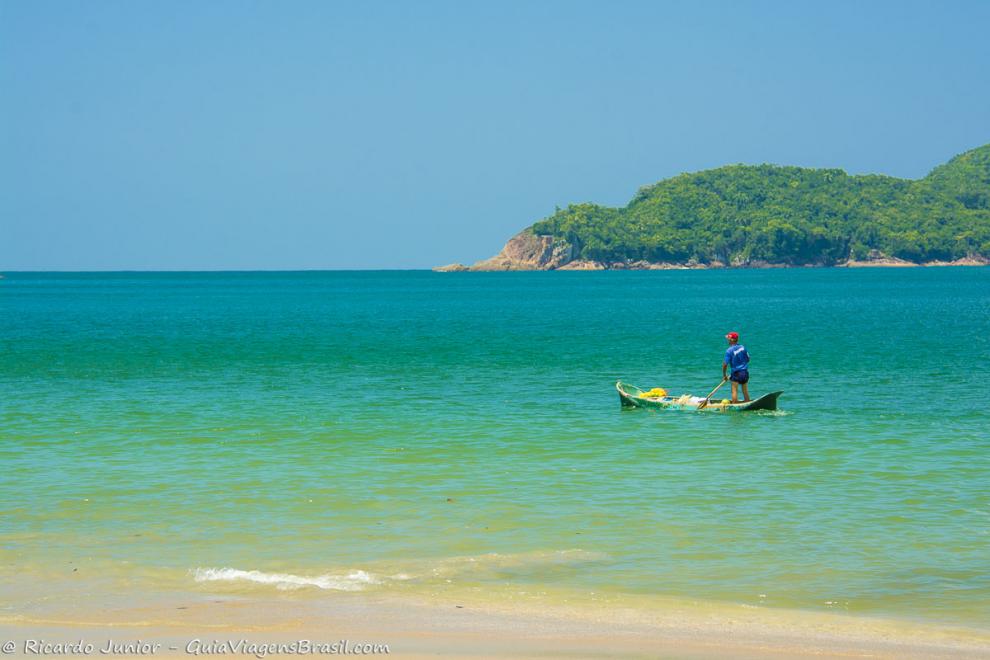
[0,268,442,273]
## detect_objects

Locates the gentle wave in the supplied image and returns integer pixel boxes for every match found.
[192,567,380,591]
[428,549,609,576]
[191,550,607,592]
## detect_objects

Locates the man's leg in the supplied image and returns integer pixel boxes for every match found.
[742,381,750,402]
[730,380,739,403]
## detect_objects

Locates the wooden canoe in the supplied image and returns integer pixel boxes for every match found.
[616,381,782,412]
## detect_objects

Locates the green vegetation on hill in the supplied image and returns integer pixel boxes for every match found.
[529,144,990,265]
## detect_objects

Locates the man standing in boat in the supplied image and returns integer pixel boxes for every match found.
[722,332,750,403]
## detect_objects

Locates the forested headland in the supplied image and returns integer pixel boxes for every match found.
[443,144,990,271]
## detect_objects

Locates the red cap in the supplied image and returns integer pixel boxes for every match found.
[725,332,739,340]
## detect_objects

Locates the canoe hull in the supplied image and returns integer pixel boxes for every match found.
[617,381,782,412]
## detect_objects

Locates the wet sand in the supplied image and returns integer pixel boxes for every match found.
[3,587,989,659]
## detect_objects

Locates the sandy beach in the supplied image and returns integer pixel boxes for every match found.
[3,585,989,659]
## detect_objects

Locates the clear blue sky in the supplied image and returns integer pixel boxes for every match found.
[2,0,988,270]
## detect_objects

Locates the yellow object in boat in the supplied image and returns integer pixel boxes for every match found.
[642,387,667,398]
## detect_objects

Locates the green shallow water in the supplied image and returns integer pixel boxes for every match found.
[1,269,988,625]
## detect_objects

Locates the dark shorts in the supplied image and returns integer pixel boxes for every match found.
[730,369,749,384]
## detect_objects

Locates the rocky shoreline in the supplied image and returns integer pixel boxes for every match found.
[435,231,989,272]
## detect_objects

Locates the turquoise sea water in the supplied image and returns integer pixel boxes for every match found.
[1,269,989,626]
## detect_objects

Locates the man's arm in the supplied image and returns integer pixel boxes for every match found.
[722,361,728,380]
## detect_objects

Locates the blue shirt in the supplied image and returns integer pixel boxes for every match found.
[724,344,750,373]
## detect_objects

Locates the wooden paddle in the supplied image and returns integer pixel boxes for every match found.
[697,378,728,409]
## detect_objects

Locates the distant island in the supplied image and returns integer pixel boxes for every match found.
[437,143,990,271]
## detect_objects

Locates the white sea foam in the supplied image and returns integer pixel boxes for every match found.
[192,567,380,591]
[192,550,606,592]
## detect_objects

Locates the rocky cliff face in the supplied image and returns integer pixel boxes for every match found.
[433,234,990,272]
[467,231,575,271]
[433,231,727,271]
